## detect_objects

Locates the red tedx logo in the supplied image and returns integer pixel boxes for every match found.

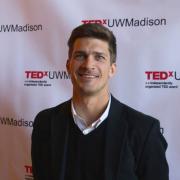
[145,71,173,80]
[25,71,48,79]
[24,165,32,174]
[81,19,107,25]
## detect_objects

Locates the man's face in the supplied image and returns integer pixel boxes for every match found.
[67,37,116,96]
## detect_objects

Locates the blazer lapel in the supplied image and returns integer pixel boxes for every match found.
[51,100,72,180]
[104,96,128,180]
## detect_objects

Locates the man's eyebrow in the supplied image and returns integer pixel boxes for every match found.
[73,51,86,54]
[73,50,108,57]
[93,51,108,57]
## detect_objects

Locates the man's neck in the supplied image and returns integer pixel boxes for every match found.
[72,92,110,126]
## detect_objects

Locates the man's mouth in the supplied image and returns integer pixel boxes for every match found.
[78,72,99,78]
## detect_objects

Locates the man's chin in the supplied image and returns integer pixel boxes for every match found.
[79,87,99,96]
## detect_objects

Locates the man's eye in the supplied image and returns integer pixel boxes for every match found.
[95,55,105,61]
[74,54,85,60]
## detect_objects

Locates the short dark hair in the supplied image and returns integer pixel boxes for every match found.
[67,23,117,64]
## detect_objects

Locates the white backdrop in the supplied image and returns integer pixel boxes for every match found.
[0,0,180,179]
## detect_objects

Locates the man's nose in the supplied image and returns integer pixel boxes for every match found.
[82,55,95,68]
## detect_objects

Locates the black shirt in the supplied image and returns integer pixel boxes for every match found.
[65,118,107,180]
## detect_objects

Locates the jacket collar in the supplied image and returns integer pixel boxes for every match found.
[104,95,128,180]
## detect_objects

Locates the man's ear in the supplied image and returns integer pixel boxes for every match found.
[66,59,70,74]
[109,63,116,78]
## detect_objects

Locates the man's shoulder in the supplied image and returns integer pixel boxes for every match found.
[111,95,162,152]
[37,99,71,116]
[111,95,160,132]
[33,99,71,128]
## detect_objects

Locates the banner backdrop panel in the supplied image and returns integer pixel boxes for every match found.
[0,0,180,179]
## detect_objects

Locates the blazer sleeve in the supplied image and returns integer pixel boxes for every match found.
[137,120,169,180]
[31,110,52,180]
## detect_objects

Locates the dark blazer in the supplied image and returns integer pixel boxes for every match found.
[31,96,169,180]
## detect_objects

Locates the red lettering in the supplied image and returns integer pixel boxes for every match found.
[103,19,107,24]
[94,20,102,24]
[32,71,43,79]
[169,71,173,77]
[25,71,45,79]
[145,71,170,80]
[81,20,89,24]
[153,71,169,80]
[31,71,38,78]
[25,71,31,78]
[81,19,107,25]
[24,165,32,174]
[44,71,48,76]
[88,20,95,23]
[153,71,160,80]
[145,71,152,80]
[160,72,168,80]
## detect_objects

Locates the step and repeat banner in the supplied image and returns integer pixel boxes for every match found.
[0,0,179,179]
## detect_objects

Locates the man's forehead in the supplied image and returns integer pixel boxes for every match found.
[72,38,109,54]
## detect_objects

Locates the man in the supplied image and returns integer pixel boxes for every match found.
[31,23,169,180]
